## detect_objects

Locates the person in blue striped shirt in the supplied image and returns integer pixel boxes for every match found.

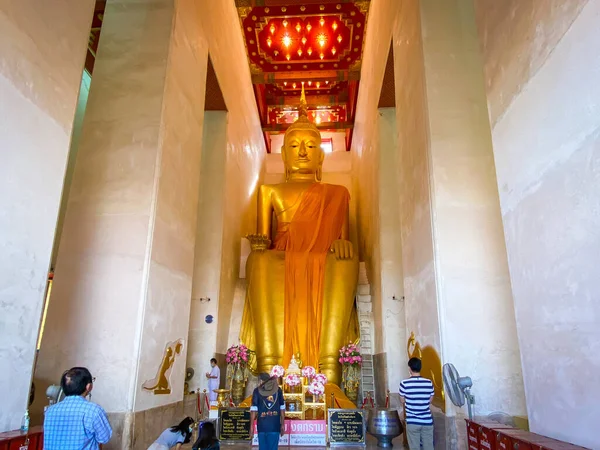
[399,358,435,450]
[44,367,112,450]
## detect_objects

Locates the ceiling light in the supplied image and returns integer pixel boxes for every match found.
[286,54,291,61]
[320,53,324,60]
[308,81,312,86]
[293,82,297,89]
[270,24,276,34]
[317,34,327,47]
[282,19,288,27]
[306,23,312,32]
[267,37,272,47]
[296,23,302,33]
[316,115,322,124]
[307,48,313,56]
[332,22,338,31]
[325,80,329,84]
[316,82,321,88]
[282,34,292,47]
[319,17,325,27]
[331,47,336,55]
[337,35,342,43]
[301,37,307,45]
[284,82,287,86]
[297,49,302,57]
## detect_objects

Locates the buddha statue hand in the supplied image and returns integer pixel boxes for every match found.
[246,234,272,252]
[330,239,354,260]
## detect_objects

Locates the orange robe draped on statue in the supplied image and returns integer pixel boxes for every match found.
[272,183,349,369]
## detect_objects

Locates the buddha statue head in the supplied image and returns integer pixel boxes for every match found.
[281,86,324,182]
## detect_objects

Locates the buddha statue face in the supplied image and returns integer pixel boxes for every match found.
[281,128,324,181]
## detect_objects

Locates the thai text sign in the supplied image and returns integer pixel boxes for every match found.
[327,409,366,446]
[250,420,326,446]
[219,408,251,441]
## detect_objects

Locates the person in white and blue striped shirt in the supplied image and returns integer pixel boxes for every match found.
[399,358,435,450]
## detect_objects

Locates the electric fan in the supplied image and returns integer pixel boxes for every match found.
[442,363,475,419]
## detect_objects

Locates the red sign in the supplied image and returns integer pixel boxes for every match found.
[251,420,327,447]
[289,420,327,446]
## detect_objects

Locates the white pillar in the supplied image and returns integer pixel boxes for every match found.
[35,0,208,445]
[187,111,228,392]
[377,107,407,396]
[0,0,95,431]
[394,0,526,445]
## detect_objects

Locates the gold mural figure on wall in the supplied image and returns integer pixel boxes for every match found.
[407,332,445,411]
[142,339,184,395]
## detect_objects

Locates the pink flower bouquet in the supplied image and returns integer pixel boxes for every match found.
[308,381,325,396]
[284,373,301,387]
[302,366,316,379]
[226,344,250,365]
[338,343,363,367]
[313,373,328,385]
[270,365,285,378]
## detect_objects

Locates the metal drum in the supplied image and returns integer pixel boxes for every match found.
[367,408,404,448]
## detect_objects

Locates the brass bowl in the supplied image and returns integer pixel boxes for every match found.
[367,408,404,448]
[213,388,231,408]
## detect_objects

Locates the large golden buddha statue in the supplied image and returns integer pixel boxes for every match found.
[240,88,359,386]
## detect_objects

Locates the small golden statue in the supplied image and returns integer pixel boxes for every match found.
[407,332,444,410]
[142,339,184,395]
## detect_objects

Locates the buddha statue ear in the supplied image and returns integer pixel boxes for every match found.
[281,145,290,181]
[315,145,324,182]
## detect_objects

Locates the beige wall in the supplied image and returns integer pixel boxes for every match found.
[35,1,208,446]
[134,0,208,413]
[187,112,228,392]
[0,0,94,431]
[186,0,266,378]
[393,0,441,383]
[351,0,401,405]
[476,1,600,447]
[216,117,265,354]
[376,108,407,393]
[419,0,525,421]
[51,71,92,267]
[475,0,588,127]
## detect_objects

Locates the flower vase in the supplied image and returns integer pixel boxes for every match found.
[343,365,360,403]
[231,365,246,406]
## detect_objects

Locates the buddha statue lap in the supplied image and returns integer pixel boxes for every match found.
[240,89,359,386]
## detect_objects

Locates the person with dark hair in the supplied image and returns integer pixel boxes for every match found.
[205,358,220,402]
[148,416,195,450]
[250,373,285,450]
[43,367,112,450]
[399,357,435,450]
[192,420,220,450]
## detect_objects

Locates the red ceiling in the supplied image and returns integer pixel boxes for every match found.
[85,0,105,75]
[236,0,371,151]
[269,105,347,125]
[85,0,371,151]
